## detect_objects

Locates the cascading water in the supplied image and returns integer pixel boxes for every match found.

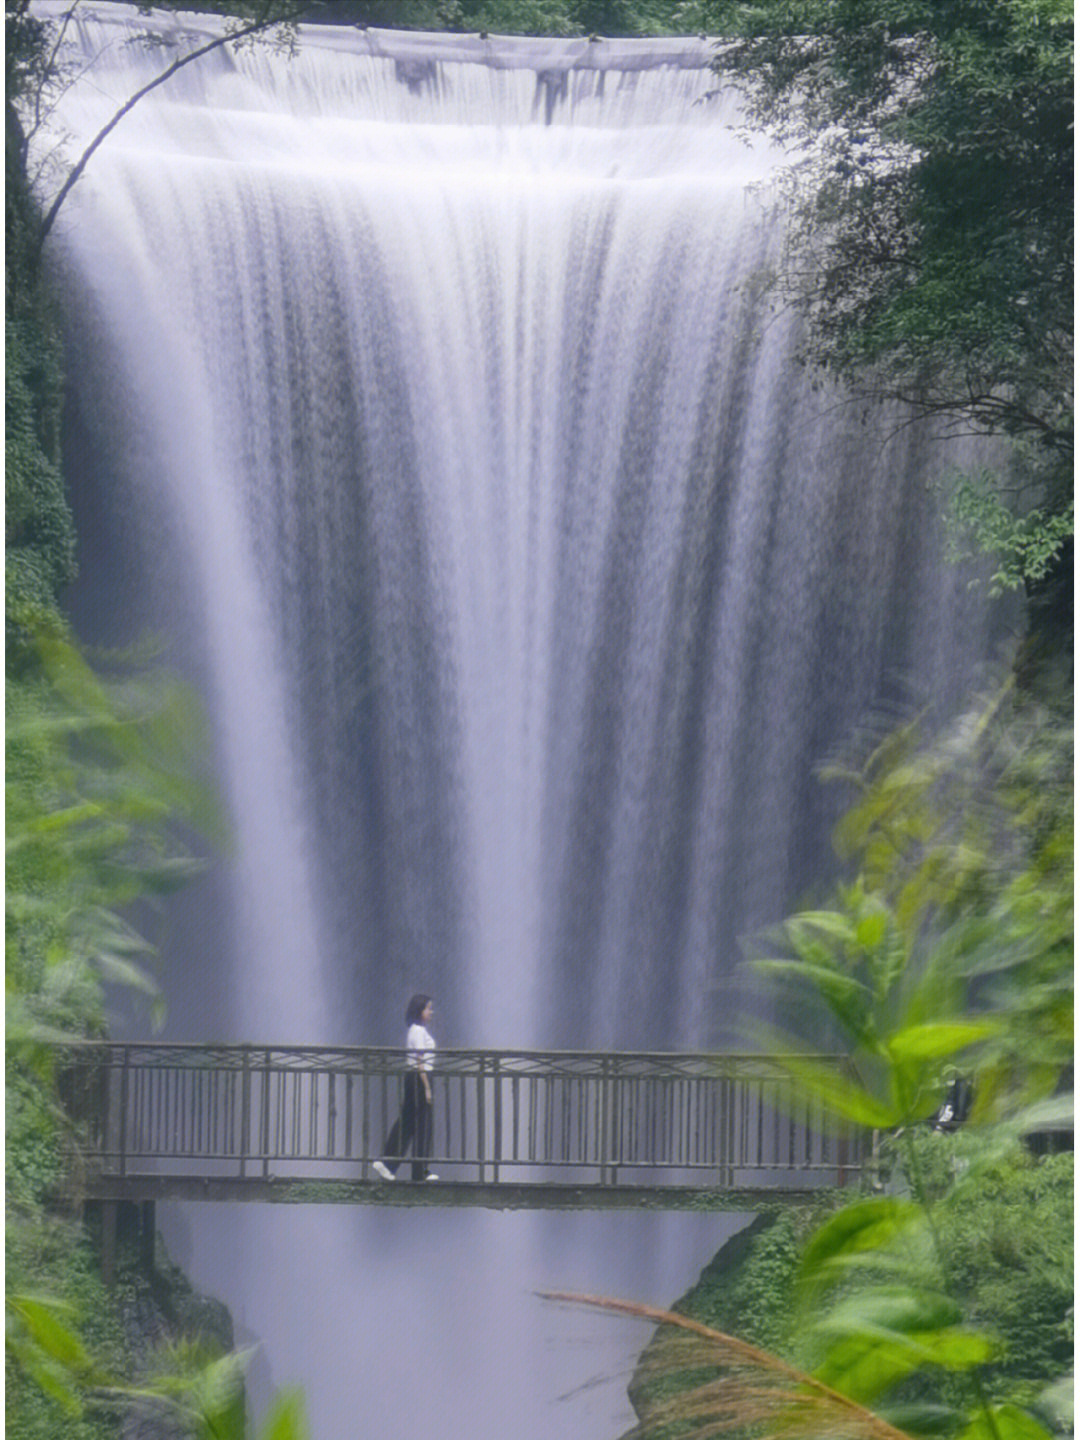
[34,5,1011,1435]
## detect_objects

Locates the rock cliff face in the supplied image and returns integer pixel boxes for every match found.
[622,1208,823,1437]
[110,1222,236,1440]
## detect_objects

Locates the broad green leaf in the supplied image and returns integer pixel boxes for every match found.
[260,1387,311,1440]
[752,959,874,1039]
[7,1294,92,1373]
[774,1053,901,1128]
[820,1287,963,1338]
[955,1404,1058,1440]
[6,1339,83,1414]
[816,1325,996,1403]
[878,1401,961,1437]
[189,1349,253,1439]
[855,909,889,950]
[886,1019,1004,1064]
[798,1199,924,1297]
[916,1330,998,1371]
[814,1331,926,1402]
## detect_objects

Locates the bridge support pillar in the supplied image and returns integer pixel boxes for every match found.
[141,1201,156,1273]
[87,1200,156,1286]
[100,1201,117,1288]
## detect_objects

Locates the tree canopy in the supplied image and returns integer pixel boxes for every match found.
[704,0,1073,597]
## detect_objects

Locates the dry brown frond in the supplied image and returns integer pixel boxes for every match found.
[540,1292,915,1440]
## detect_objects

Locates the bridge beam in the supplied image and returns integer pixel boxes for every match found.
[82,1174,834,1212]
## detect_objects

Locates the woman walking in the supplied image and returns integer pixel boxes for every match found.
[373,994,438,1182]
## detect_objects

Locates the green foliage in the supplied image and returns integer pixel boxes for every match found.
[5,319,73,612]
[737,692,1071,1439]
[6,1067,64,1215]
[113,1345,311,1440]
[7,74,77,662]
[7,627,225,1054]
[611,690,1072,1440]
[6,1292,101,1418]
[334,0,710,35]
[5,1170,132,1440]
[944,471,1074,597]
[677,1211,820,1353]
[752,685,1072,1126]
[4,625,228,1435]
[102,0,710,37]
[703,0,1073,591]
[904,1139,1073,1407]
[778,1137,1073,1435]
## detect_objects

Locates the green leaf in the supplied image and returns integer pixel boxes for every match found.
[6,1338,83,1414]
[886,1019,1005,1064]
[855,908,889,950]
[815,1320,996,1404]
[821,1287,964,1340]
[7,1293,92,1374]
[773,1053,902,1129]
[789,909,860,943]
[814,1330,926,1402]
[189,1364,247,1440]
[879,1401,962,1437]
[955,1404,1058,1440]
[798,1198,924,1298]
[259,1387,311,1440]
[752,958,875,1040]
[88,952,159,995]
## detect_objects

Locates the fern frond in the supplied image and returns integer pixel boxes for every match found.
[541,1292,915,1440]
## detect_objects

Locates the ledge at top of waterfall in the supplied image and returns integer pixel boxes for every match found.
[27,0,754,142]
[32,1,718,69]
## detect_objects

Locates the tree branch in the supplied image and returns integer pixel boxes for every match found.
[33,4,311,262]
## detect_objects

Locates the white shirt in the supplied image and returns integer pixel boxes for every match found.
[406,1023,435,1072]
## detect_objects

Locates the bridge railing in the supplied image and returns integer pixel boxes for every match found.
[59,1043,866,1190]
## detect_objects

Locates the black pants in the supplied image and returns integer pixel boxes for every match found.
[381,1072,433,1181]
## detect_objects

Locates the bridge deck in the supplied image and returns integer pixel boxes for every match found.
[81,1174,831,1210]
[62,1043,865,1210]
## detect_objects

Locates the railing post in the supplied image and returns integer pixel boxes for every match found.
[360,1052,369,1174]
[492,1053,501,1185]
[91,1047,109,1167]
[240,1047,251,1179]
[118,1047,130,1178]
[723,1063,735,1188]
[837,1125,849,1188]
[261,1049,271,1180]
[476,1054,486,1184]
[599,1057,613,1186]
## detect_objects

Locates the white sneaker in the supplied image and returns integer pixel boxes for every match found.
[372,1161,395,1181]
[424,1173,439,1182]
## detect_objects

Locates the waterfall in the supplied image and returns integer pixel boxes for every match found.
[34,5,1009,1435]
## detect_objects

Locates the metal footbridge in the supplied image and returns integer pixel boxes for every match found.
[64,1042,866,1214]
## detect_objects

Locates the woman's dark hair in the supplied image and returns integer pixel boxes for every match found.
[405,993,432,1026]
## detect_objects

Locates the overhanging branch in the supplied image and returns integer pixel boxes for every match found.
[33,3,312,262]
